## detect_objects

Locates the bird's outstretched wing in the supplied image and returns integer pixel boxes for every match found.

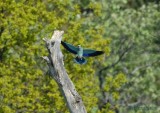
[83,49,104,57]
[61,41,78,54]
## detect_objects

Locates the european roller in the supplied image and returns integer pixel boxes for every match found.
[61,41,104,64]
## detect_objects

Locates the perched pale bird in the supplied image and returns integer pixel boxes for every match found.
[61,41,104,64]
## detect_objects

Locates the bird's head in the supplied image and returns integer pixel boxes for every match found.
[78,45,81,48]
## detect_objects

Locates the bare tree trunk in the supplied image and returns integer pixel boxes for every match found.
[42,30,87,113]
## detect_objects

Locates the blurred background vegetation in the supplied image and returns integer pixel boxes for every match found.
[0,0,159,113]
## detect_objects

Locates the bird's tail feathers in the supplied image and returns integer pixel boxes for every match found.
[74,57,87,64]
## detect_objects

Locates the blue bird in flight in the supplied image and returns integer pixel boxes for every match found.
[61,41,104,64]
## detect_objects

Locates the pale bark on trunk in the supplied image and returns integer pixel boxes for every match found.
[42,30,87,113]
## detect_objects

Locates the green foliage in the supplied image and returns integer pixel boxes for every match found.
[98,0,160,113]
[0,0,109,113]
[1,0,159,113]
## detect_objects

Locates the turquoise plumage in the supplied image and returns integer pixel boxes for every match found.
[61,41,104,64]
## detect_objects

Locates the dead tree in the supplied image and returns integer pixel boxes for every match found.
[42,30,87,113]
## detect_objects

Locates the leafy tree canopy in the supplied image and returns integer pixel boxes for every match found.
[0,0,109,113]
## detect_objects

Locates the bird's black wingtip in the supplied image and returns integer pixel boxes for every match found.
[97,51,105,55]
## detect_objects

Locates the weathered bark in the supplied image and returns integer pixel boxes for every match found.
[42,30,87,113]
